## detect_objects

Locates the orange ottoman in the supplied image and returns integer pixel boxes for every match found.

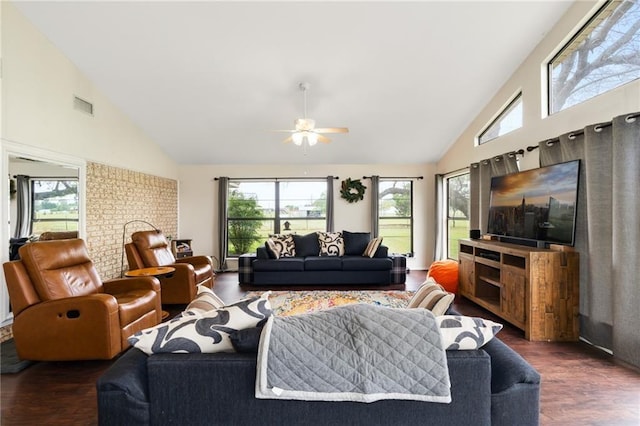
[427,259,459,294]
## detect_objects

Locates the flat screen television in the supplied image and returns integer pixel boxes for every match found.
[486,160,580,247]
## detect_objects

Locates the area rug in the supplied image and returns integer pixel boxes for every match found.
[245,290,414,317]
[1,339,34,374]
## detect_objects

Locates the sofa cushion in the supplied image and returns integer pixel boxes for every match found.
[407,278,455,316]
[437,315,503,350]
[342,231,371,255]
[363,237,384,258]
[304,256,343,271]
[266,234,296,259]
[293,233,320,257]
[183,285,225,316]
[253,258,305,272]
[128,292,272,354]
[230,326,263,353]
[318,232,345,256]
[341,256,392,271]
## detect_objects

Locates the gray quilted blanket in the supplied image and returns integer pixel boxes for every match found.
[255,304,451,403]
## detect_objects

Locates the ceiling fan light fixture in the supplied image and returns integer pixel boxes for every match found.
[292,132,304,146]
[306,132,318,146]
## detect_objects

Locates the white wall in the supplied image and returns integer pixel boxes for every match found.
[437,0,640,174]
[178,163,436,271]
[1,2,178,179]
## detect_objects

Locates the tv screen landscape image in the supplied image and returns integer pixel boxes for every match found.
[487,160,580,246]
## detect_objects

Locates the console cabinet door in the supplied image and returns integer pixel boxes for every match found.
[458,254,475,297]
[501,265,526,326]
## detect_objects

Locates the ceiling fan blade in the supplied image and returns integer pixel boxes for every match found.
[273,130,295,133]
[317,134,332,144]
[283,136,293,143]
[314,127,349,134]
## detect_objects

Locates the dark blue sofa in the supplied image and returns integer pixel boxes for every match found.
[96,330,540,425]
[238,231,407,286]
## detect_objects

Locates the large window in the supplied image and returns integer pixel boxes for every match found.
[444,172,470,259]
[226,180,327,256]
[549,0,640,114]
[31,179,79,234]
[378,180,413,256]
[477,92,523,144]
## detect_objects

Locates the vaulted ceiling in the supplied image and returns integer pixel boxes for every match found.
[13,1,574,165]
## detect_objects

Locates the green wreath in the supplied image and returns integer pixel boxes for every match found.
[340,178,366,203]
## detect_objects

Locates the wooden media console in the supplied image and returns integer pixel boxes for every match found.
[458,238,579,341]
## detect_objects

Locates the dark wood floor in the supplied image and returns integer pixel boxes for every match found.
[2,271,640,425]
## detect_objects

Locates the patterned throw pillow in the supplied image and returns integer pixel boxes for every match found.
[128,292,272,355]
[407,278,455,316]
[437,315,503,350]
[183,285,225,316]
[318,232,345,256]
[363,237,383,258]
[266,234,296,259]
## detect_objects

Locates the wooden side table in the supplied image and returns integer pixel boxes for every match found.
[124,266,176,277]
[124,266,176,319]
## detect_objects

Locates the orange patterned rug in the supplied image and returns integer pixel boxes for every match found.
[245,290,413,317]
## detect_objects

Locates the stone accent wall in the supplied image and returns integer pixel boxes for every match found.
[86,162,178,280]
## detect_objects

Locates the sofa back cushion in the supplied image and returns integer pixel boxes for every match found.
[342,231,371,255]
[318,232,345,256]
[293,233,320,257]
[19,239,103,301]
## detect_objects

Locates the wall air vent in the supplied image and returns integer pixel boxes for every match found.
[73,96,94,116]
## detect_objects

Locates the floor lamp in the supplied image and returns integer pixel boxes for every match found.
[120,220,160,278]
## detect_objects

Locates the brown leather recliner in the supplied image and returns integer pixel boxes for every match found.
[3,239,162,361]
[125,231,214,304]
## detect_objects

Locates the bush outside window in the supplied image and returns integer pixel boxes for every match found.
[444,172,470,260]
[226,180,327,256]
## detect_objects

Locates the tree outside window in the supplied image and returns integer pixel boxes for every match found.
[550,0,640,114]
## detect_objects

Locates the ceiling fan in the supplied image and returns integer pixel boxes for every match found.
[275,82,349,146]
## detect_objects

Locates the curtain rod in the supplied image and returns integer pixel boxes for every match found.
[526,112,640,151]
[362,176,423,180]
[213,176,339,181]
[12,175,78,179]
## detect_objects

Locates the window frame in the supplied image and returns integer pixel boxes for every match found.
[30,178,79,235]
[442,170,470,260]
[547,0,640,115]
[225,179,328,257]
[377,179,414,256]
[476,91,523,145]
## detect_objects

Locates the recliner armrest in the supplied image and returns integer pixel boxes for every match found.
[104,277,160,294]
[174,255,213,268]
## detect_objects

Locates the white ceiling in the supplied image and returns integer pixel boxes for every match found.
[13,1,573,165]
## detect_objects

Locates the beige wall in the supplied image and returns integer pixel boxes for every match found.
[437,0,640,175]
[1,2,177,179]
[178,163,436,271]
[86,162,178,279]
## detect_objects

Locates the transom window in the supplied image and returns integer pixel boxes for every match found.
[378,180,413,256]
[549,0,640,114]
[226,180,327,256]
[31,179,79,234]
[478,92,523,145]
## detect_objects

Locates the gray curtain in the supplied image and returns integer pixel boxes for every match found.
[369,175,380,238]
[217,177,229,271]
[434,174,445,260]
[13,175,31,238]
[326,176,335,232]
[470,153,519,234]
[538,112,640,369]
